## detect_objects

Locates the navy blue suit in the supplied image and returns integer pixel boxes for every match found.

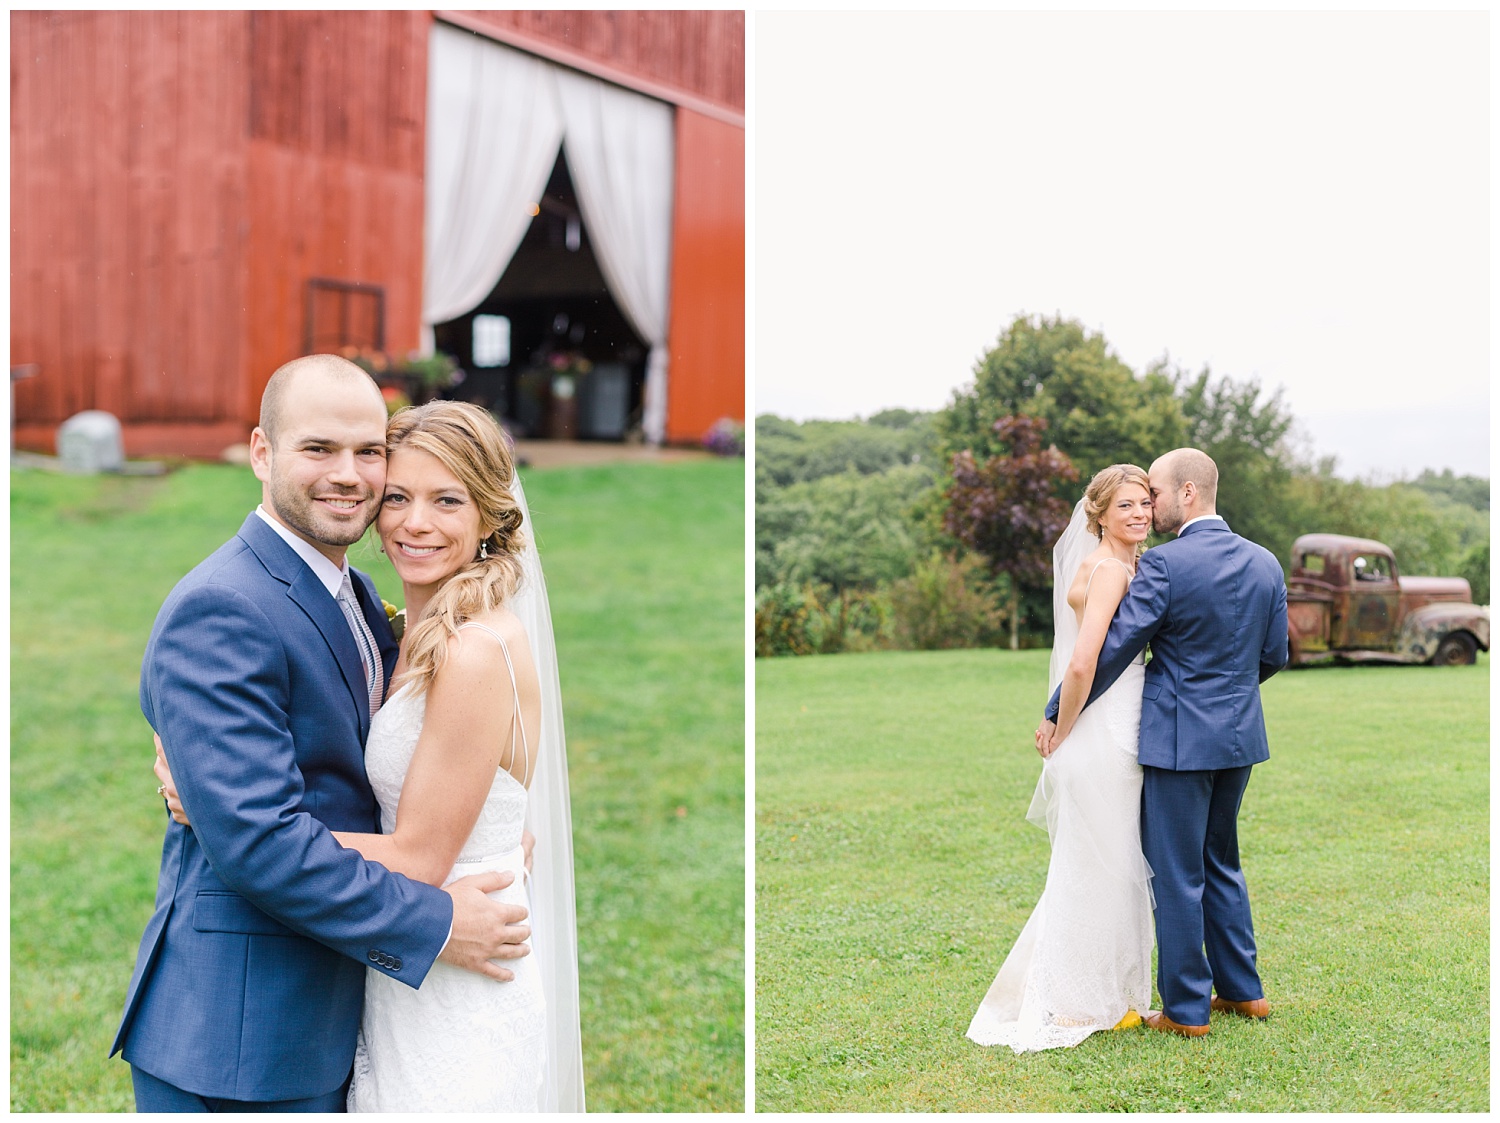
[1046,518,1288,1024]
[113,514,453,1104]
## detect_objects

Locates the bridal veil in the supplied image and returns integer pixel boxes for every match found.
[1048,498,1093,693]
[1029,497,1094,833]
[509,475,586,1112]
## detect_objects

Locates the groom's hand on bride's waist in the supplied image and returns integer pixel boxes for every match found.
[440,870,531,982]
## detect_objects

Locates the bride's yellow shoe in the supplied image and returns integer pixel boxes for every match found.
[1112,1010,1142,1030]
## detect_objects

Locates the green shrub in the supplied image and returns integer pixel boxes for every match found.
[1458,541,1489,605]
[755,582,892,656]
[816,586,892,654]
[755,583,819,657]
[888,553,1005,650]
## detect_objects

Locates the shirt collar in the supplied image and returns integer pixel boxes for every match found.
[1178,513,1226,534]
[254,505,349,598]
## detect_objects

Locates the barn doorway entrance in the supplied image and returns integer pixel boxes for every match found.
[433,150,648,441]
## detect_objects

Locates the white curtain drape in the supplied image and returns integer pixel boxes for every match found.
[554,69,675,444]
[422,26,564,350]
[423,25,676,443]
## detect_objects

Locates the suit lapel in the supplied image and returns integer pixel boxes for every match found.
[288,568,371,743]
[238,515,371,743]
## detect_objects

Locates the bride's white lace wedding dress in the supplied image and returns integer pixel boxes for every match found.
[966,542,1155,1053]
[348,622,546,1111]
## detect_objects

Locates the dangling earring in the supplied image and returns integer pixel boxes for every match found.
[479,540,489,560]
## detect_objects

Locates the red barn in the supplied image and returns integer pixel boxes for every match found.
[11,10,745,455]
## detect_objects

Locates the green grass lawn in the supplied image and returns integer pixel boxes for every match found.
[11,457,745,1112]
[756,649,1488,1112]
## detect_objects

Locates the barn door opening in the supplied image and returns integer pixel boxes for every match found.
[433,150,647,441]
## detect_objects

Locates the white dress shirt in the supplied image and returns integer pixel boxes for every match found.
[1178,513,1226,534]
[254,505,351,598]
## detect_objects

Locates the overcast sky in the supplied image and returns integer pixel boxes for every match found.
[752,10,1490,480]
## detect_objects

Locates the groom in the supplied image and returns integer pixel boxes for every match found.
[1039,448,1288,1037]
[113,355,532,1110]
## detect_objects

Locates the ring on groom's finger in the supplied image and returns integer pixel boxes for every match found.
[156,785,166,797]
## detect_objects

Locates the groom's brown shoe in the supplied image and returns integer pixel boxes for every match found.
[1211,995,1270,1019]
[1143,1011,1210,1038]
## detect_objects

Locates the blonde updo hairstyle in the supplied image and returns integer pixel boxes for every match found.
[387,400,527,695]
[1083,463,1151,548]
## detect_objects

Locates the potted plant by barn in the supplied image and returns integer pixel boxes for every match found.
[341,348,463,407]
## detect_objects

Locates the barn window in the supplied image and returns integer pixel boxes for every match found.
[305,279,386,354]
[472,315,511,368]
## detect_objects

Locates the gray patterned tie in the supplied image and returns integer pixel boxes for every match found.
[337,574,385,718]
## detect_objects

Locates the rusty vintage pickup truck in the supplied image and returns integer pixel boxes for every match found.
[1286,534,1489,666]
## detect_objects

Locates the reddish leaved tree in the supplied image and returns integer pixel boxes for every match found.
[944,415,1079,650]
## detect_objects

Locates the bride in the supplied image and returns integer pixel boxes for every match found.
[966,464,1156,1053]
[328,400,584,1111]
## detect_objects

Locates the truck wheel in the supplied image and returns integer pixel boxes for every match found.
[1432,632,1478,666]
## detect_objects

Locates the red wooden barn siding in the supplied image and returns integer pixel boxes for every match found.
[666,110,745,443]
[12,11,253,454]
[243,11,429,429]
[11,10,428,456]
[445,10,744,113]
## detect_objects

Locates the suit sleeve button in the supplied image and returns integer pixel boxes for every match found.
[392,957,402,971]
[367,950,379,963]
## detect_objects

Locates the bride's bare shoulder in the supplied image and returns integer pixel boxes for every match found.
[454,607,531,658]
[1070,545,1116,586]
[1066,545,1113,607]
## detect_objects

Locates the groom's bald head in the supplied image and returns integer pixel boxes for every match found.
[259,354,384,446]
[1152,448,1218,504]
[1148,448,1218,534]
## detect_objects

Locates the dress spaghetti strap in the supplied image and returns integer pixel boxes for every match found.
[456,621,532,787]
[1084,556,1134,600]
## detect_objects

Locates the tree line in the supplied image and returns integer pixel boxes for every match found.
[756,314,1489,656]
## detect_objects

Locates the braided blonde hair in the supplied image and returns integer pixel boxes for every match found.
[388,401,526,696]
